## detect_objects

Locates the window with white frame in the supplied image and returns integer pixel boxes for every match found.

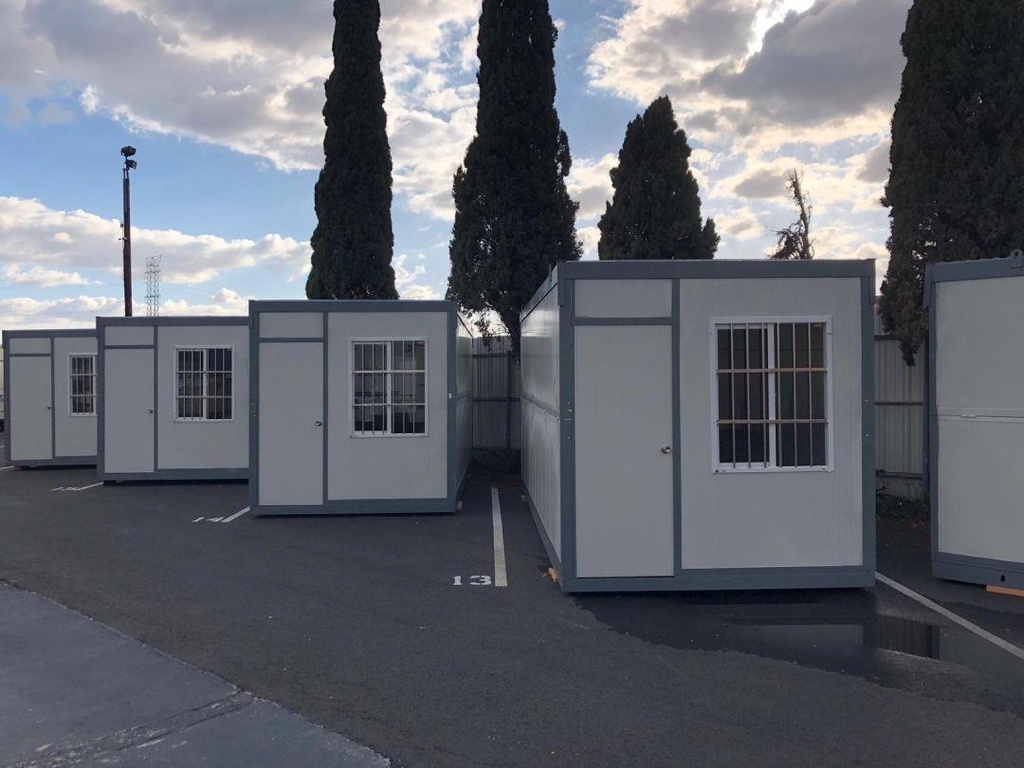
[69,354,97,416]
[352,340,426,436]
[176,347,233,421]
[714,320,829,470]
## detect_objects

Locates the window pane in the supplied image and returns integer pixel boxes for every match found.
[717,373,732,421]
[749,373,764,421]
[734,373,748,420]
[732,328,747,370]
[734,424,750,464]
[747,328,764,369]
[778,372,794,420]
[718,425,734,464]
[811,372,826,420]
[810,323,825,368]
[750,424,766,463]
[795,424,812,466]
[796,370,810,420]
[717,329,731,370]
[778,323,793,368]
[777,423,796,467]
[415,373,425,404]
[413,341,425,371]
[812,424,827,466]
[795,323,810,368]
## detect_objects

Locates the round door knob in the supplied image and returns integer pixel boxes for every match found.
[661,445,672,454]
[147,409,154,414]
[315,420,323,427]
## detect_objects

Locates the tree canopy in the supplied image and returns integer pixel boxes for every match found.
[769,170,814,260]
[447,0,581,355]
[879,0,1024,361]
[597,96,718,261]
[307,0,397,300]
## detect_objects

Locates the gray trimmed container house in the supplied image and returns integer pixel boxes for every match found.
[926,254,1024,589]
[2,329,99,467]
[520,259,876,593]
[249,300,473,516]
[97,316,250,482]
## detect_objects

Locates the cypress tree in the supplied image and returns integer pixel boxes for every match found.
[448,0,581,354]
[307,0,397,300]
[879,0,1024,362]
[597,96,718,261]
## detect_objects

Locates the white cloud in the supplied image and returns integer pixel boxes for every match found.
[3,264,91,287]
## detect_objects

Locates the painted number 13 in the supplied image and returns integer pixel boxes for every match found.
[453,575,492,586]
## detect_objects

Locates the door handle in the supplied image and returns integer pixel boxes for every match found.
[661,445,672,454]
[148,409,154,414]
[315,420,323,427]
[46,405,52,411]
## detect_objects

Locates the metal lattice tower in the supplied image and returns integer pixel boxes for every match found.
[145,255,161,316]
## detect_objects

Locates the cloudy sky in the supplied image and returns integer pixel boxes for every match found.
[0,0,910,330]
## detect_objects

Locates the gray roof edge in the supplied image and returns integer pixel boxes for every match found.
[557,258,875,281]
[248,299,456,313]
[96,316,247,327]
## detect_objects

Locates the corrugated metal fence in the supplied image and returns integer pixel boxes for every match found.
[471,326,926,499]
[471,336,521,450]
[874,312,925,500]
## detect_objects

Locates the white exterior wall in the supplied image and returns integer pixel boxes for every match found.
[677,278,864,569]
[456,317,474,487]
[326,312,448,500]
[521,285,561,558]
[53,335,98,458]
[156,325,249,471]
[935,277,1024,563]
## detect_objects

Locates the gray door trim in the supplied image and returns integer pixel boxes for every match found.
[322,311,329,506]
[671,282,682,576]
[49,337,56,460]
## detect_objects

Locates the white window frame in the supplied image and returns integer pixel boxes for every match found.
[174,345,234,423]
[709,316,834,473]
[350,337,429,438]
[68,353,97,417]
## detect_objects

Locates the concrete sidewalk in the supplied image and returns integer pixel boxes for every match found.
[0,583,388,767]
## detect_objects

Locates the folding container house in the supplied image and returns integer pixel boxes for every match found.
[97,317,249,482]
[926,255,1024,589]
[2,329,98,467]
[249,301,473,516]
[520,260,875,592]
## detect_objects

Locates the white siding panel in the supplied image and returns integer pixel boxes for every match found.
[259,312,323,339]
[105,326,154,346]
[326,312,448,501]
[8,337,50,355]
[520,287,559,412]
[53,336,98,458]
[574,279,672,318]
[522,401,561,556]
[678,278,864,569]
[937,417,1024,563]
[156,325,249,471]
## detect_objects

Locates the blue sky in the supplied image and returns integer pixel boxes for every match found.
[0,0,910,330]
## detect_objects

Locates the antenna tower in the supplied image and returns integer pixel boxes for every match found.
[145,255,161,316]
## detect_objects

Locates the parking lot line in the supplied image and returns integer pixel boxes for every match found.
[876,571,1024,662]
[0,466,13,472]
[221,506,250,523]
[491,487,507,588]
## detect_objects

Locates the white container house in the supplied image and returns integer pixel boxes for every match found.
[520,260,876,592]
[249,301,473,516]
[2,329,99,467]
[97,317,249,482]
[926,254,1024,589]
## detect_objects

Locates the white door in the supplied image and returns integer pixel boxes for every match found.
[574,325,675,578]
[258,342,323,506]
[10,356,53,462]
[104,349,155,473]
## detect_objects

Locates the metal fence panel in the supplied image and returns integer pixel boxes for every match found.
[472,336,521,449]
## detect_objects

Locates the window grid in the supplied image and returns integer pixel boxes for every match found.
[352,340,426,436]
[176,347,233,422]
[715,320,829,470]
[69,354,97,416]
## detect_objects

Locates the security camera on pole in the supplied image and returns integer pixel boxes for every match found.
[120,145,137,317]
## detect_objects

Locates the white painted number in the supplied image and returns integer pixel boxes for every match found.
[452,575,493,587]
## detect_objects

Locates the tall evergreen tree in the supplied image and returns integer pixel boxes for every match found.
[447,0,581,354]
[307,0,397,300]
[880,0,1024,362]
[597,96,717,261]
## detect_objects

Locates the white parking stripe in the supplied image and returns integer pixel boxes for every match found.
[72,482,103,492]
[221,506,250,523]
[876,572,1024,663]
[0,466,13,472]
[491,487,508,588]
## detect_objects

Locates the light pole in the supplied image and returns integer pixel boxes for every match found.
[121,145,137,317]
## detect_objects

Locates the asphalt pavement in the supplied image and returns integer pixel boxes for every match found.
[1,456,1024,766]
